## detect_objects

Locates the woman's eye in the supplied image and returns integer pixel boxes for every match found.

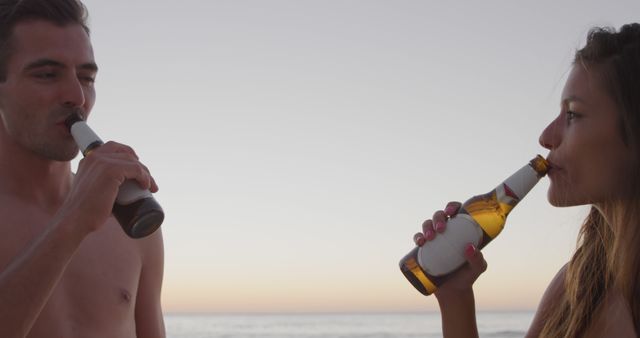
[566,110,579,122]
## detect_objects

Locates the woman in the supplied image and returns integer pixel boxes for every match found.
[414,23,640,337]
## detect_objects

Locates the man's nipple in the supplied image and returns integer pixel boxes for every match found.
[119,288,132,304]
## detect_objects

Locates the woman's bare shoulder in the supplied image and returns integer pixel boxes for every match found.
[525,264,637,338]
[525,263,568,338]
[583,289,637,338]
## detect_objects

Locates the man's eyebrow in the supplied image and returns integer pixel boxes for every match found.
[79,62,98,72]
[23,59,98,72]
[24,58,65,71]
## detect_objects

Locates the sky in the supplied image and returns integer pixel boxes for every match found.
[77,0,640,314]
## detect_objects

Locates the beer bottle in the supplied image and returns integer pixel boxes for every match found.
[399,155,549,296]
[64,113,164,239]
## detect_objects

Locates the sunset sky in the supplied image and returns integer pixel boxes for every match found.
[78,0,640,313]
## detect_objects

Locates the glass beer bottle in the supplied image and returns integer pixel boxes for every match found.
[399,155,549,296]
[64,113,165,239]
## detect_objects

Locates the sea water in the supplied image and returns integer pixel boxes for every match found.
[165,311,533,338]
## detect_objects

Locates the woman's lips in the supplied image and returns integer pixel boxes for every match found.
[546,159,562,177]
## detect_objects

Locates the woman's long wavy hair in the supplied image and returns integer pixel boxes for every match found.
[539,23,640,337]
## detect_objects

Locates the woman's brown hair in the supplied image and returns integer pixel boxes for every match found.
[540,23,640,337]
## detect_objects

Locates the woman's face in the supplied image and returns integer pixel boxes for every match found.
[539,65,633,207]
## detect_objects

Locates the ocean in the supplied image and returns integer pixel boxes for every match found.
[165,311,534,338]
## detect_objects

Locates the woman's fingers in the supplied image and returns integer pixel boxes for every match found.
[464,243,488,275]
[432,210,447,233]
[422,219,436,241]
[414,232,425,246]
[414,201,462,245]
[444,201,462,217]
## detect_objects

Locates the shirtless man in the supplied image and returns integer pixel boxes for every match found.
[0,0,165,337]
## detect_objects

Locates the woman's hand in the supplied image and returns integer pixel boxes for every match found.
[413,201,488,301]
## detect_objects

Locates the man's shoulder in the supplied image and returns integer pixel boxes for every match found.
[135,228,164,263]
[89,220,164,266]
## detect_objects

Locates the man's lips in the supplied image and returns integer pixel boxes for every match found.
[55,121,73,136]
[54,111,85,127]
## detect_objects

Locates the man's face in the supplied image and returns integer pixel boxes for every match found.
[0,20,97,161]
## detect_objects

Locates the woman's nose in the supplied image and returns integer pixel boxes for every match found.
[539,115,562,150]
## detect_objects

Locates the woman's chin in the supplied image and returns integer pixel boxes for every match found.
[547,189,585,207]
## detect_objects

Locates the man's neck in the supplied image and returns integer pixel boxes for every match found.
[0,140,74,212]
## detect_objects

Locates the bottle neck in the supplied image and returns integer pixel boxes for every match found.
[495,163,542,213]
[82,140,104,156]
[69,121,104,156]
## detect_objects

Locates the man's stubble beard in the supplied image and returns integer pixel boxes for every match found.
[27,108,85,162]
[24,132,81,162]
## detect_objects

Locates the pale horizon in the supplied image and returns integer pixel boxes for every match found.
[78,0,638,314]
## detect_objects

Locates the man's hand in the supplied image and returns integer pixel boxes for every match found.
[58,141,158,235]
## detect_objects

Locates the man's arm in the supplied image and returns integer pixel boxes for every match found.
[135,229,166,338]
[0,214,88,337]
[0,142,157,337]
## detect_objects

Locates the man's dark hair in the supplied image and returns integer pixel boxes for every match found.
[0,0,89,81]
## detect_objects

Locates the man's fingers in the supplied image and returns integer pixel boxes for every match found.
[79,150,156,191]
[101,141,139,159]
[149,176,159,193]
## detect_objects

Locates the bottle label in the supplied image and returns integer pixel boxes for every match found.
[116,180,153,205]
[417,214,483,276]
[500,165,539,202]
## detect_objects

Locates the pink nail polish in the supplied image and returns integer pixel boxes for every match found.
[425,229,435,240]
[465,243,476,257]
[435,221,446,232]
[445,205,456,215]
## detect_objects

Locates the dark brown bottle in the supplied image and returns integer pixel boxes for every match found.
[64,113,164,238]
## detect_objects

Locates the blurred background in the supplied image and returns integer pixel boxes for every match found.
[79,0,639,314]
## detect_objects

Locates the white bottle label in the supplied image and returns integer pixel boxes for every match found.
[116,180,153,205]
[501,165,539,201]
[417,214,483,276]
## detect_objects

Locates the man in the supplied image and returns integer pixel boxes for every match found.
[0,0,165,337]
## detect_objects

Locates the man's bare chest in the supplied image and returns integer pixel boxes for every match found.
[30,239,141,337]
[0,206,142,337]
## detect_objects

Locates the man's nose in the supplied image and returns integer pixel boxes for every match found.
[60,76,85,108]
